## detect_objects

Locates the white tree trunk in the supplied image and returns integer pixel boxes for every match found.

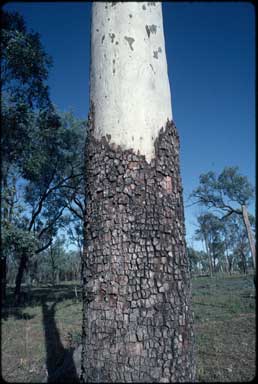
[242,205,256,270]
[90,2,172,162]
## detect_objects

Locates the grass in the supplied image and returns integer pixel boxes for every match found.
[1,275,256,382]
[1,283,82,383]
[192,273,256,382]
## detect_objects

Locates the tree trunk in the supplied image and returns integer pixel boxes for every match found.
[14,251,27,303]
[204,238,213,277]
[1,256,7,303]
[224,249,230,275]
[240,249,247,274]
[82,3,195,382]
[1,173,9,303]
[56,270,60,285]
[242,205,256,270]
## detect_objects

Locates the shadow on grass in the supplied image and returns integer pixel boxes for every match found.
[2,284,81,320]
[41,298,80,383]
[1,307,35,321]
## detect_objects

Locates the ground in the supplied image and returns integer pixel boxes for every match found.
[1,274,256,382]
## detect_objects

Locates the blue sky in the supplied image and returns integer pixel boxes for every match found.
[4,2,255,250]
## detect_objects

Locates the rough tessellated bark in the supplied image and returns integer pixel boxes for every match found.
[81,2,195,382]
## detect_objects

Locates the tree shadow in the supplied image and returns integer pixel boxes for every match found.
[1,306,35,321]
[2,284,81,320]
[41,298,80,383]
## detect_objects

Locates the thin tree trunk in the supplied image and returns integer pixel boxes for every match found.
[240,249,247,274]
[1,256,7,303]
[242,205,256,270]
[14,251,27,303]
[225,248,230,275]
[204,238,213,277]
[1,173,9,303]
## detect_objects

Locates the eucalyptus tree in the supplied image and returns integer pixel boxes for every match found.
[82,2,195,382]
[1,10,53,301]
[12,110,85,301]
[187,246,208,275]
[195,212,224,276]
[224,213,255,274]
[1,11,87,303]
[190,166,255,270]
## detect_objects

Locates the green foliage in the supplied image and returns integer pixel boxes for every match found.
[2,222,38,286]
[1,11,87,298]
[190,167,255,275]
[223,214,254,272]
[187,247,208,273]
[190,166,254,218]
[195,212,225,272]
[193,209,254,275]
[1,101,34,169]
[38,239,81,284]
[218,167,254,206]
[1,10,51,108]
[1,10,55,184]
[2,222,37,259]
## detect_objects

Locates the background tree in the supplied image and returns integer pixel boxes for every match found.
[1,10,86,302]
[223,213,255,274]
[1,10,52,301]
[190,166,255,270]
[195,212,224,276]
[7,110,86,302]
[187,246,209,275]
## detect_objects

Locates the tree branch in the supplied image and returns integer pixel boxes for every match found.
[28,172,83,232]
[35,238,53,254]
[38,206,67,239]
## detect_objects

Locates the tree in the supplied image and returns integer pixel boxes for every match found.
[223,213,255,274]
[82,3,195,382]
[187,246,208,275]
[1,10,53,301]
[195,212,225,276]
[1,10,52,177]
[190,166,255,270]
[1,10,88,305]
[1,10,87,302]
[9,110,85,302]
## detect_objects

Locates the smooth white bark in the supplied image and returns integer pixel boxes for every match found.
[90,2,172,162]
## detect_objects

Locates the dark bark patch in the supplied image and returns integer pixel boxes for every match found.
[146,24,157,38]
[150,63,156,74]
[153,47,162,59]
[124,36,135,51]
[109,33,115,43]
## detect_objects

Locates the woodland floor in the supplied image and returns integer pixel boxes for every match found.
[1,274,256,382]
